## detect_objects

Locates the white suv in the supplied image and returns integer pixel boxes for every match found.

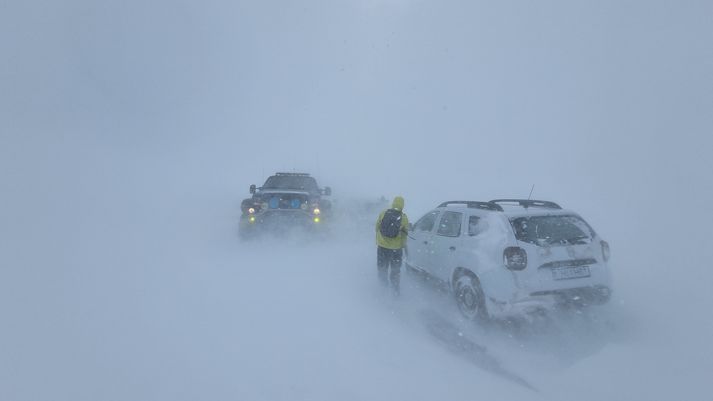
[405,199,612,320]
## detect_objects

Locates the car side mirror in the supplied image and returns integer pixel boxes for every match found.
[323,186,332,196]
[408,223,413,231]
[249,184,256,194]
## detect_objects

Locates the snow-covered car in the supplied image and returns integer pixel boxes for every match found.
[406,199,612,320]
[239,172,332,239]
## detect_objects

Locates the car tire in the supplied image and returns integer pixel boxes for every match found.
[454,272,488,322]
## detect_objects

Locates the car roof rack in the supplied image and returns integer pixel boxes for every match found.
[275,172,311,177]
[489,199,562,209]
[437,201,504,212]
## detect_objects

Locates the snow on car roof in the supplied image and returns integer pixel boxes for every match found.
[496,206,575,218]
[438,201,575,218]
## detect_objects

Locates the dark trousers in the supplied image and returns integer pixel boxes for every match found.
[377,246,403,294]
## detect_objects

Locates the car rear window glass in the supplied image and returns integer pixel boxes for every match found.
[437,211,463,237]
[414,211,439,232]
[510,215,595,246]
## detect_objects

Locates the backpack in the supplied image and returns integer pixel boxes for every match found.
[379,209,403,238]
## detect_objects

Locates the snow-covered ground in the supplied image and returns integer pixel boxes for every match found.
[2,1,712,400]
[1,170,711,400]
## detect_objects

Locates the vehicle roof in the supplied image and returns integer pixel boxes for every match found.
[438,204,575,216]
[257,189,312,195]
[491,206,577,219]
[272,172,312,177]
[434,200,579,219]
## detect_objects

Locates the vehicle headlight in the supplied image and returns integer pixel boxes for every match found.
[313,208,321,215]
[248,207,255,214]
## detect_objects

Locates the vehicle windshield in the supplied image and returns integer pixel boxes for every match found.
[262,175,318,192]
[510,215,595,246]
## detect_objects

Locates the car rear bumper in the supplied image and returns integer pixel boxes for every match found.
[531,285,612,306]
[488,285,612,317]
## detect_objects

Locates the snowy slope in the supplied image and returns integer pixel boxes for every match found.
[1,178,711,400]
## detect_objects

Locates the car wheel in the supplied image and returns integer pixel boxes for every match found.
[454,273,488,322]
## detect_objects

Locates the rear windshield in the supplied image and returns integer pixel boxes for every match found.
[510,215,595,246]
[263,176,318,192]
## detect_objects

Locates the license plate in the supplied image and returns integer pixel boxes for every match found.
[551,265,591,280]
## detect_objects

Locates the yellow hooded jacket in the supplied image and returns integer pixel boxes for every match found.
[375,196,409,250]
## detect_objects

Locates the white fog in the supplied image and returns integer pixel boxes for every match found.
[1,1,712,400]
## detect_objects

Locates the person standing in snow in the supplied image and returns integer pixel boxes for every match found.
[375,196,409,295]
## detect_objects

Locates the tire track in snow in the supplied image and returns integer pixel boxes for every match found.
[420,310,538,392]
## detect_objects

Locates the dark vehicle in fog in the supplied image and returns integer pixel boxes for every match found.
[239,172,332,239]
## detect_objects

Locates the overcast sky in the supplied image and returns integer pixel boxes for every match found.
[3,0,711,253]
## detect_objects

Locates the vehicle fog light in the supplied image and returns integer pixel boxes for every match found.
[249,216,256,223]
[313,217,320,223]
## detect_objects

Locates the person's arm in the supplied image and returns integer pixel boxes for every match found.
[400,214,409,246]
[375,211,384,232]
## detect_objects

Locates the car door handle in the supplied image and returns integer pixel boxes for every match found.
[449,246,456,251]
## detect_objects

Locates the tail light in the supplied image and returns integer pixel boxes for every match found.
[601,240,610,262]
[504,247,527,270]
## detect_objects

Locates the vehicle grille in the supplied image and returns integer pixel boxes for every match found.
[259,194,309,210]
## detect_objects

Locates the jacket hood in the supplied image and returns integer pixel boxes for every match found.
[392,196,404,211]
